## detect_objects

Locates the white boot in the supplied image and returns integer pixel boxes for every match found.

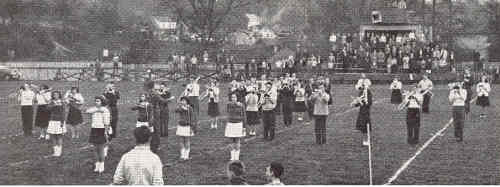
[94,162,99,172]
[180,148,185,159]
[52,146,58,157]
[99,162,105,173]
[45,134,50,140]
[234,150,240,161]
[230,150,235,161]
[103,145,108,158]
[185,149,190,160]
[58,146,63,156]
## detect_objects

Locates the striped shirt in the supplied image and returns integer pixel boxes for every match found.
[113,146,164,185]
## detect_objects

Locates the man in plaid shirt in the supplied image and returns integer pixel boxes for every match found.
[113,126,164,185]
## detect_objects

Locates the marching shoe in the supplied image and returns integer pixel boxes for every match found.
[94,162,99,172]
[362,140,369,146]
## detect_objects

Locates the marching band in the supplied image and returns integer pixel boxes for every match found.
[14,70,494,175]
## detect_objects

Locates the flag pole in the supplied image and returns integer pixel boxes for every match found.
[367,122,373,185]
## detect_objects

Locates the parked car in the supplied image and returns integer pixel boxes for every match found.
[0,65,20,80]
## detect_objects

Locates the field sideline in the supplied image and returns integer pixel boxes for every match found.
[0,81,498,185]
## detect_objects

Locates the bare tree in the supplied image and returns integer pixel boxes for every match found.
[158,0,262,50]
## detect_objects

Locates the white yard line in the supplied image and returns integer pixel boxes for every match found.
[384,96,478,185]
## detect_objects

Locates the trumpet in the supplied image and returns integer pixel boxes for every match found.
[350,87,368,107]
[398,90,419,110]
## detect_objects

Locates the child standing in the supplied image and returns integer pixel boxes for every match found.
[226,94,246,161]
[46,91,66,157]
[245,87,259,136]
[201,80,220,129]
[65,87,85,139]
[34,85,51,140]
[476,76,491,118]
[85,96,111,173]
[175,96,197,161]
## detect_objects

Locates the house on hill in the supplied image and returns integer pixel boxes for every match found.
[358,0,428,43]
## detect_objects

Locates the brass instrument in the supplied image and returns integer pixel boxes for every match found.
[398,89,419,111]
[351,85,368,107]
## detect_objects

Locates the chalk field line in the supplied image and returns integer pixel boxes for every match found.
[384,96,478,185]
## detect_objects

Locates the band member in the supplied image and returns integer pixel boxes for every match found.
[351,84,372,146]
[34,85,52,140]
[46,91,66,157]
[399,86,423,145]
[103,82,120,141]
[476,76,491,118]
[280,82,295,127]
[176,96,197,160]
[305,78,317,123]
[463,69,474,114]
[356,73,372,90]
[226,94,246,161]
[149,83,173,153]
[103,82,119,157]
[183,77,201,116]
[390,76,403,105]
[260,82,277,141]
[18,83,36,136]
[245,87,259,136]
[85,96,111,173]
[294,82,307,121]
[310,84,330,145]
[65,87,84,139]
[418,74,433,114]
[131,94,153,128]
[449,83,467,142]
[201,80,220,129]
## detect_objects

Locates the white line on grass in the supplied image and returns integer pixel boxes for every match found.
[384,97,478,185]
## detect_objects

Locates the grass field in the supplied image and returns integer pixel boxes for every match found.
[0,80,498,185]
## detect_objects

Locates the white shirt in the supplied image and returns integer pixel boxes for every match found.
[36,91,51,105]
[407,93,423,108]
[245,93,259,111]
[418,79,433,92]
[390,81,402,90]
[19,89,35,106]
[449,89,467,106]
[356,78,372,90]
[261,88,277,111]
[186,83,200,97]
[191,57,198,64]
[294,88,306,102]
[207,87,220,103]
[477,82,491,97]
[86,106,111,128]
[64,92,85,105]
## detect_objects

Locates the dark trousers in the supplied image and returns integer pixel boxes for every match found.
[314,115,327,144]
[282,106,293,126]
[21,106,33,136]
[406,108,421,144]
[422,93,431,113]
[109,106,118,140]
[150,125,161,153]
[262,110,276,140]
[465,89,472,113]
[453,106,465,141]
[159,110,169,137]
